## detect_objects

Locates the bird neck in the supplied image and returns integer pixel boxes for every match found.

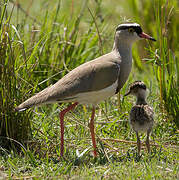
[136,96,147,105]
[112,34,132,53]
[112,35,132,65]
[112,34,133,90]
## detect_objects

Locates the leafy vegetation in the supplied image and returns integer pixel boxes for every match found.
[0,0,178,179]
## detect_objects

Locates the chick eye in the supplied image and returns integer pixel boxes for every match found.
[128,28,134,33]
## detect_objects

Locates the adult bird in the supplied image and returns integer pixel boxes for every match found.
[15,23,156,157]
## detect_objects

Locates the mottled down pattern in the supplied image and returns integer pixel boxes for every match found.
[130,104,154,131]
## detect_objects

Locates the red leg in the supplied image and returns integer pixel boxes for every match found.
[59,102,78,157]
[89,106,97,157]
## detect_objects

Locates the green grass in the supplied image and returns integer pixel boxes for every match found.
[0,0,178,179]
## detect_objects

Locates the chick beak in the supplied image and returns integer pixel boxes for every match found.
[139,32,156,41]
[124,90,131,97]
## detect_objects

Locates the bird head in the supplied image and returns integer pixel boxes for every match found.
[115,23,156,44]
[124,81,147,98]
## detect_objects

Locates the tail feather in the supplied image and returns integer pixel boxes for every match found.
[15,86,53,111]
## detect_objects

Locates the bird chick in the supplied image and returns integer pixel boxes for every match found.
[125,81,154,155]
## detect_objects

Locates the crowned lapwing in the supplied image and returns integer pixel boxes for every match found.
[15,23,156,157]
[124,81,154,155]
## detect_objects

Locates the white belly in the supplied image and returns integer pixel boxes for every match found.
[66,80,118,105]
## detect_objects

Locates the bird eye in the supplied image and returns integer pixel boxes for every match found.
[128,28,134,33]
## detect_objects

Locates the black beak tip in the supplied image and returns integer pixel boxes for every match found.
[124,92,130,97]
[150,37,156,41]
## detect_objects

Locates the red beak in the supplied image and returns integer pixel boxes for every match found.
[139,32,156,41]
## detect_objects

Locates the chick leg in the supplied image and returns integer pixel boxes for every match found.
[136,131,141,155]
